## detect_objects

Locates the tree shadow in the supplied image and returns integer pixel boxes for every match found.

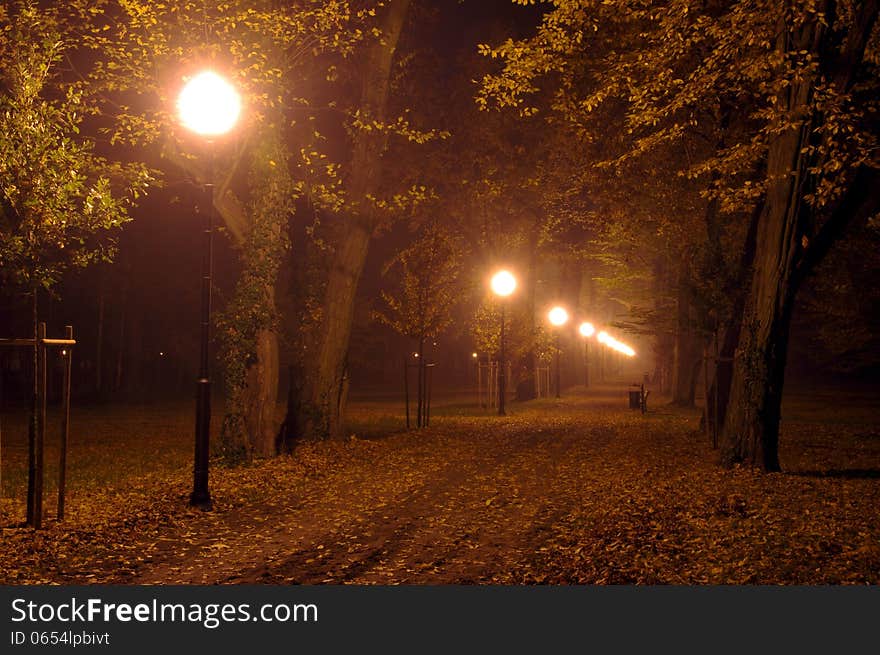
[790,468,880,479]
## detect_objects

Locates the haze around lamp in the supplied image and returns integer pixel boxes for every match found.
[548,306,569,326]
[178,71,242,136]
[491,270,517,297]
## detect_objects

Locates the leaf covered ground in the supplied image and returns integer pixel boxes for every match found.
[1,386,878,585]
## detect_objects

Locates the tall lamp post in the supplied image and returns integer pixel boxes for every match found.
[177,70,242,510]
[490,270,516,416]
[579,321,595,388]
[548,306,569,398]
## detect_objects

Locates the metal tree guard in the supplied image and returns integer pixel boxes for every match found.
[0,323,76,529]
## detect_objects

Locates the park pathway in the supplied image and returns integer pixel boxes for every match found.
[132,395,677,584]
[5,387,879,584]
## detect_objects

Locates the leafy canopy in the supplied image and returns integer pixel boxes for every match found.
[0,1,150,292]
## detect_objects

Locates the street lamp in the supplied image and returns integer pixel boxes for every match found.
[548,306,569,398]
[579,321,595,388]
[177,70,241,510]
[490,270,516,415]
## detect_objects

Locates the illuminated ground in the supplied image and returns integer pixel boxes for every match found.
[1,385,878,584]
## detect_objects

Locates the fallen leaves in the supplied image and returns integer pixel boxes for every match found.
[1,390,879,585]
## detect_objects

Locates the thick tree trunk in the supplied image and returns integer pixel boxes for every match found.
[293,0,411,441]
[300,219,373,440]
[214,125,290,460]
[720,15,821,471]
[242,327,280,457]
[703,194,763,436]
[720,2,878,470]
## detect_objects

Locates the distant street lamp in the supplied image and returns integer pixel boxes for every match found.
[579,321,595,388]
[177,70,241,510]
[490,270,517,416]
[548,306,569,398]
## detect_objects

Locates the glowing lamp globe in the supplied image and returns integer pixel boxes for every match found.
[548,306,569,327]
[579,322,595,338]
[178,71,242,136]
[491,270,517,297]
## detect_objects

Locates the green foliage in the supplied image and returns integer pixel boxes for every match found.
[471,301,502,357]
[0,1,151,293]
[67,0,381,141]
[479,0,878,224]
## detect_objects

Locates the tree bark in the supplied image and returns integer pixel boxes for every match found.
[704,200,761,437]
[720,2,878,470]
[293,0,411,441]
[721,127,813,465]
[242,326,280,457]
[219,125,291,460]
[720,11,821,470]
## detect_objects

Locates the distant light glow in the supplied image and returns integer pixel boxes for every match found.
[597,331,635,357]
[414,352,420,358]
[490,270,517,297]
[579,322,595,338]
[548,306,569,327]
[178,71,241,136]
[472,352,478,359]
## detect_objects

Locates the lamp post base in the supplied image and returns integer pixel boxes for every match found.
[189,492,212,511]
[190,377,212,511]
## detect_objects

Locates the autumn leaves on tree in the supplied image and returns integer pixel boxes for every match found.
[3,0,876,473]
[478,0,879,471]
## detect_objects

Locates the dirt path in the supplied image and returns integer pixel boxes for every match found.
[132,410,627,584]
[7,390,877,585]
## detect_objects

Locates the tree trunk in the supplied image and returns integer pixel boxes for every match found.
[293,0,411,441]
[242,327,280,456]
[703,192,763,437]
[720,2,878,469]
[213,124,290,461]
[720,15,821,471]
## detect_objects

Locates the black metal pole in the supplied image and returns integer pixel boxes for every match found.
[498,303,506,416]
[26,293,37,527]
[34,322,46,529]
[404,356,410,429]
[190,159,213,510]
[58,325,73,521]
[555,332,561,399]
[426,363,433,427]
